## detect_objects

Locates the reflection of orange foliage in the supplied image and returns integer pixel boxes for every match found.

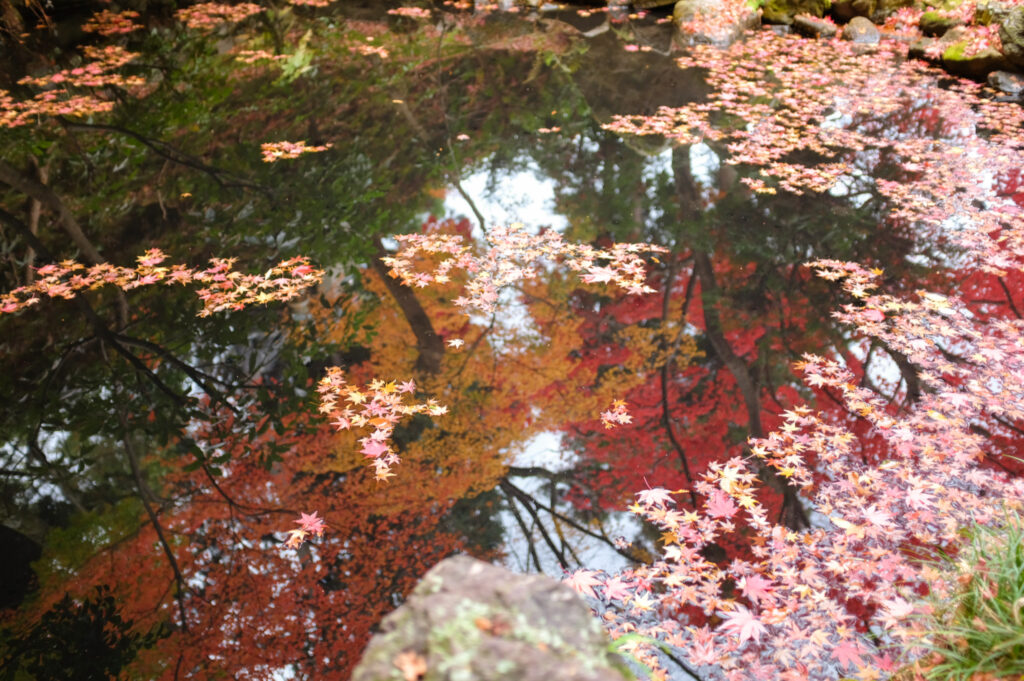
[299,228,655,506]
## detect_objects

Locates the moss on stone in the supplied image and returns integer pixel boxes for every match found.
[941,40,968,60]
[763,0,829,23]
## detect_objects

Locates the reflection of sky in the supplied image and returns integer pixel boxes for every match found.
[502,432,641,578]
[443,161,569,236]
[442,163,643,577]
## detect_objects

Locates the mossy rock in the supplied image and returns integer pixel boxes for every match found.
[1000,6,1024,68]
[919,10,963,36]
[763,0,829,24]
[941,40,1011,78]
[352,556,630,681]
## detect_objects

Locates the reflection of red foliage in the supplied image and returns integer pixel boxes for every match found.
[30,403,466,680]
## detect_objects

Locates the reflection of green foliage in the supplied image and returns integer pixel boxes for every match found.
[275,29,316,84]
[32,499,145,586]
[0,586,163,681]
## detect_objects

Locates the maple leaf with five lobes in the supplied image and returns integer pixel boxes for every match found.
[636,487,677,508]
[601,575,633,602]
[360,439,391,459]
[738,573,775,606]
[706,489,739,519]
[564,569,603,600]
[716,604,768,644]
[831,639,865,670]
[296,511,326,536]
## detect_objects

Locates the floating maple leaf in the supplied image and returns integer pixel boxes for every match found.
[716,604,768,645]
[564,569,603,600]
[393,650,427,681]
[295,511,326,536]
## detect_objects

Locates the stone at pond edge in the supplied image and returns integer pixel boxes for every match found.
[908,26,1012,78]
[842,16,881,43]
[792,14,838,38]
[988,69,1024,97]
[918,11,963,38]
[673,0,761,47]
[942,45,1011,79]
[1000,7,1024,68]
[351,555,630,681]
[831,0,876,22]
[762,0,828,25]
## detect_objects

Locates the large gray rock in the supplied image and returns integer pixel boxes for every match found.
[988,69,1024,97]
[792,14,839,38]
[352,556,630,681]
[842,16,881,43]
[1000,6,1024,68]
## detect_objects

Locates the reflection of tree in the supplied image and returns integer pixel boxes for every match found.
[0,6,612,677]
[509,56,982,549]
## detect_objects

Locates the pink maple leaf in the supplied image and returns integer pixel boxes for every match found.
[706,489,739,519]
[831,639,864,670]
[360,438,390,458]
[862,308,885,322]
[564,569,603,600]
[636,487,675,508]
[738,573,775,606]
[295,511,326,537]
[717,604,767,644]
[601,575,633,602]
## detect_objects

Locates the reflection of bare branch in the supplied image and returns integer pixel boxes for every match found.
[111,332,239,411]
[997,277,1022,319]
[0,207,250,421]
[548,482,584,567]
[120,415,190,633]
[60,119,266,193]
[0,160,130,325]
[501,479,569,570]
[693,250,808,530]
[0,158,103,265]
[503,484,543,571]
[505,465,574,481]
[660,262,699,508]
[500,477,645,565]
[25,155,49,283]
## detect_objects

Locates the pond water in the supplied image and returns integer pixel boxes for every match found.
[2,2,1024,679]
